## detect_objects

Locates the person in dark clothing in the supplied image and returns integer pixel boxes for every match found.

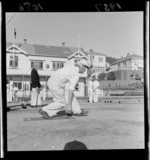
[30,62,41,107]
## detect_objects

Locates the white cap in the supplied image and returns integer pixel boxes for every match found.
[78,59,89,68]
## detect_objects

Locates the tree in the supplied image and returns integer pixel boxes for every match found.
[98,73,105,81]
[87,65,95,78]
[106,56,119,64]
[107,72,116,80]
[135,73,141,80]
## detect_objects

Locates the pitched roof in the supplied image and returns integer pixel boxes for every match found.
[88,51,106,56]
[111,54,143,66]
[6,42,88,58]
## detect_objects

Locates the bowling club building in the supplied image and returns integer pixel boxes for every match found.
[6,40,106,98]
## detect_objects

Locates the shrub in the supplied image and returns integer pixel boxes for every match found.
[98,73,105,81]
[135,74,141,80]
[107,72,116,80]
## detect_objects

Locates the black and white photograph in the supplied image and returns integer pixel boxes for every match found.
[1,1,149,158]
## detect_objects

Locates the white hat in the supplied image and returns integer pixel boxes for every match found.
[78,59,89,68]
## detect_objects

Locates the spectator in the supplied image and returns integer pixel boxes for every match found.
[30,62,41,107]
[93,77,100,103]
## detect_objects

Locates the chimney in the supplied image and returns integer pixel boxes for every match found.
[62,42,65,47]
[121,55,123,59]
[24,38,27,44]
[127,53,130,56]
[89,49,93,53]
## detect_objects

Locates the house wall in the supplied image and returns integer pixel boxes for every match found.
[7,53,28,75]
[132,59,143,70]
[27,55,67,76]
[7,53,87,97]
[111,59,143,71]
[88,55,106,74]
[111,64,118,72]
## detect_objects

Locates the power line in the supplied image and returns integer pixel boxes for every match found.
[6,13,15,26]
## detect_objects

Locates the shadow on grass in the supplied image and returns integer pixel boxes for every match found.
[63,140,88,150]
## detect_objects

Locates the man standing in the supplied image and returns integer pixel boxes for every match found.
[93,77,100,103]
[88,77,93,103]
[42,85,47,101]
[39,59,89,118]
[9,81,13,102]
[13,85,19,101]
[7,80,11,103]
[30,62,41,107]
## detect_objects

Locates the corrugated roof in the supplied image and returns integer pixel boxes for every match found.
[6,42,89,58]
[111,54,143,66]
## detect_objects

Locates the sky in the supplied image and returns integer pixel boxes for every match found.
[6,12,143,58]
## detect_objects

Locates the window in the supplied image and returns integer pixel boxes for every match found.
[90,55,95,61]
[31,61,34,68]
[13,82,22,89]
[123,61,127,67]
[97,67,104,73]
[9,55,18,68]
[98,57,103,62]
[46,64,50,68]
[39,61,43,69]
[23,84,30,91]
[30,60,43,70]
[134,61,138,66]
[52,61,65,70]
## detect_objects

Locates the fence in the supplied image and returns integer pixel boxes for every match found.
[99,79,142,90]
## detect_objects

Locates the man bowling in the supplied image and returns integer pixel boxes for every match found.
[39,59,89,119]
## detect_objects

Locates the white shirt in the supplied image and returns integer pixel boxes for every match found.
[88,80,93,89]
[93,80,99,90]
[52,66,80,90]
[14,87,18,92]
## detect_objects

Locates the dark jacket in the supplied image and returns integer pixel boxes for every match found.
[31,68,41,89]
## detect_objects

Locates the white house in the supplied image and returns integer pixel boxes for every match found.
[6,41,106,98]
[87,49,106,78]
[110,53,143,72]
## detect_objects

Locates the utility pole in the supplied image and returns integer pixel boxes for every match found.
[13,28,16,68]
[77,33,80,61]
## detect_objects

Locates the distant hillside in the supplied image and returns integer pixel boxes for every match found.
[106,56,119,64]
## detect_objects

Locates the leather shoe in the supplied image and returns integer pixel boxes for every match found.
[72,109,88,116]
[65,110,72,116]
[39,109,51,119]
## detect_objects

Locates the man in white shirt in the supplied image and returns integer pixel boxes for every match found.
[9,81,13,102]
[93,77,100,103]
[13,85,19,101]
[7,80,11,103]
[42,84,47,101]
[39,59,89,118]
[88,77,93,103]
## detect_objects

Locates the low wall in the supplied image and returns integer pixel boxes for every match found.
[99,80,142,90]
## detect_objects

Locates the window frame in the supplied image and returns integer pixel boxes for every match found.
[52,61,65,70]
[13,81,22,90]
[30,60,44,70]
[98,57,103,62]
[9,55,19,68]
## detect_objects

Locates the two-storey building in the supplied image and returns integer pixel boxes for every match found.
[110,53,143,72]
[88,49,106,75]
[6,41,106,97]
